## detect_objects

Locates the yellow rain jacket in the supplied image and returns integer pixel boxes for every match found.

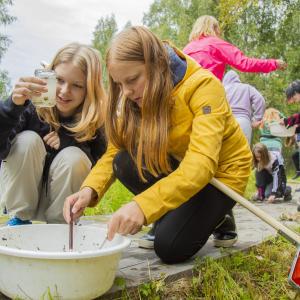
[82,49,252,225]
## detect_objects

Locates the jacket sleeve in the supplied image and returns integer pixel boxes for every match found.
[216,40,278,73]
[80,142,118,199]
[249,85,265,121]
[134,80,228,224]
[0,96,29,159]
[284,113,300,127]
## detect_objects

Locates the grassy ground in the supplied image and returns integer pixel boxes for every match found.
[119,235,299,300]
[84,180,133,216]
[244,170,256,200]
[84,175,300,299]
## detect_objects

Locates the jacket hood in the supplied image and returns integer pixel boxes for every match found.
[223,70,241,86]
[166,45,187,86]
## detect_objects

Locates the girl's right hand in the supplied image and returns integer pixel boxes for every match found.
[251,120,262,128]
[12,77,48,106]
[276,59,287,70]
[63,187,97,223]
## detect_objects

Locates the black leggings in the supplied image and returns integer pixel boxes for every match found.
[113,151,236,264]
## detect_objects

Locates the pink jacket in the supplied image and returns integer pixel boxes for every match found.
[183,36,278,80]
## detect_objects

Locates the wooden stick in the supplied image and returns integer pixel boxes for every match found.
[210,177,300,245]
[69,207,74,251]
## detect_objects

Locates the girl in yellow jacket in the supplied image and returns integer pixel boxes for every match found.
[63,26,252,264]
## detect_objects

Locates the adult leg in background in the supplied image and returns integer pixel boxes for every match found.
[235,116,252,145]
[292,150,300,179]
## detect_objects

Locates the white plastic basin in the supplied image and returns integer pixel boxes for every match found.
[0,224,130,300]
[269,123,296,137]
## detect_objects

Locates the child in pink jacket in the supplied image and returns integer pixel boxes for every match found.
[183,15,287,81]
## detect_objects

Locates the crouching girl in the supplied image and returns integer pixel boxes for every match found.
[64,27,252,264]
[0,43,107,225]
[252,143,291,203]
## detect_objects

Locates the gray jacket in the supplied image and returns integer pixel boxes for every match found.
[223,70,265,122]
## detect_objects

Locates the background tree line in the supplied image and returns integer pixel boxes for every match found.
[0,0,15,98]
[93,0,299,117]
[2,0,299,120]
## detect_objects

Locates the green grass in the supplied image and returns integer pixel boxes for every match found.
[244,170,256,200]
[84,180,133,216]
[120,235,299,300]
[191,236,296,299]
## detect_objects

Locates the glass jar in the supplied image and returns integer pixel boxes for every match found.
[31,69,56,107]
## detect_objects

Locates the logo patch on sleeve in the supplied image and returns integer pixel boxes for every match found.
[202,106,211,114]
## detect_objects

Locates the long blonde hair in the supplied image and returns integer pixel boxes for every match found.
[106,26,174,181]
[37,43,107,142]
[189,15,220,41]
[260,107,281,129]
[252,143,270,171]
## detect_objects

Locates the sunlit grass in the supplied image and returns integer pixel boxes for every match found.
[84,180,133,216]
[244,170,256,200]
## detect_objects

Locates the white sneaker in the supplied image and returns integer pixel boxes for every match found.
[137,223,156,249]
[137,233,155,249]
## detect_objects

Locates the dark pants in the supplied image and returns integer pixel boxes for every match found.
[255,166,287,198]
[255,169,273,198]
[112,151,236,264]
[255,169,273,187]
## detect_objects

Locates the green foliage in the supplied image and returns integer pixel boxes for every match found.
[143,0,218,48]
[0,0,16,62]
[123,20,132,29]
[92,14,118,86]
[223,0,300,116]
[0,0,15,98]
[138,275,166,299]
[0,69,11,98]
[92,14,117,59]
[143,0,300,173]
[143,0,299,115]
[217,0,250,30]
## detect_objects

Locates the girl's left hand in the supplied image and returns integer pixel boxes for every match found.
[43,131,60,150]
[107,201,146,240]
